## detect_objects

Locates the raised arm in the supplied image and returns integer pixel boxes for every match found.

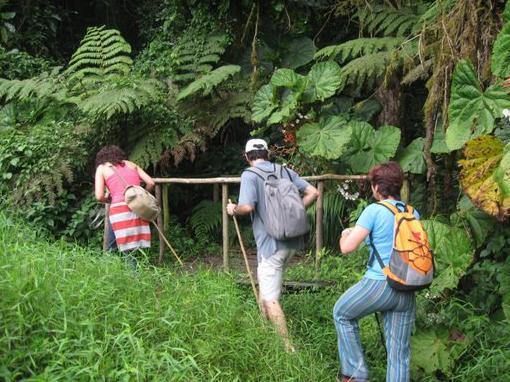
[135,164,155,192]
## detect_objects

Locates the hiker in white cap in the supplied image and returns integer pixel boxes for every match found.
[227,138,319,352]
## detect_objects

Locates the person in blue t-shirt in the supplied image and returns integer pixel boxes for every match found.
[334,162,418,382]
[226,139,319,352]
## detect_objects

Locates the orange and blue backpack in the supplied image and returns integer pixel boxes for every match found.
[368,201,434,291]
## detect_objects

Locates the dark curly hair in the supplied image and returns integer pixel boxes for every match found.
[95,145,127,168]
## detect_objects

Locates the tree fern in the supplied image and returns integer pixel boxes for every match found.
[0,69,65,103]
[66,26,133,86]
[358,4,428,37]
[177,65,240,101]
[173,33,230,83]
[189,200,222,242]
[129,126,179,169]
[340,51,392,91]
[77,78,163,120]
[315,37,404,63]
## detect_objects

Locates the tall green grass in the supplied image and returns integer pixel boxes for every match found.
[1,212,508,381]
[0,213,335,381]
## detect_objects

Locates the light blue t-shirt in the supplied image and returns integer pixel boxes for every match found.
[238,161,311,260]
[356,200,420,280]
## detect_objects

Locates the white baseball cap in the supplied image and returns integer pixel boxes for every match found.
[245,138,268,153]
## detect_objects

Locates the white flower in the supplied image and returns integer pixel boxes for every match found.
[503,108,510,118]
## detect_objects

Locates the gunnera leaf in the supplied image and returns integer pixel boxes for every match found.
[345,122,400,173]
[280,37,316,70]
[296,116,352,160]
[458,135,510,221]
[446,60,510,151]
[303,61,342,102]
[251,84,277,123]
[422,220,474,295]
[396,137,426,174]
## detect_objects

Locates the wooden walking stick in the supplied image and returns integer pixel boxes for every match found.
[229,199,259,305]
[151,221,184,266]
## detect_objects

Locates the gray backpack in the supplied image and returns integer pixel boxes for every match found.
[246,164,309,240]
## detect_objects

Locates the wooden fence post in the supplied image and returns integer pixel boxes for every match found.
[162,184,170,233]
[102,204,110,251]
[315,181,325,276]
[222,183,230,271]
[155,184,165,264]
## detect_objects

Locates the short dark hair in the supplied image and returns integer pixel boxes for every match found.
[95,145,127,168]
[368,161,404,199]
[246,149,269,161]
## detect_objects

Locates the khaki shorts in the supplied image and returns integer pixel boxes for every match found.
[257,249,296,301]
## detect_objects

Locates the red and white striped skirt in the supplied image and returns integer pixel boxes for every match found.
[109,202,151,252]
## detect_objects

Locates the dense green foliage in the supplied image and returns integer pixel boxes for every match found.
[1,0,510,380]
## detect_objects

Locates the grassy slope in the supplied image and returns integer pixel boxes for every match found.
[0,213,351,381]
[2,212,508,381]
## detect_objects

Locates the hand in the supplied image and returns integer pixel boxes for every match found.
[341,228,353,238]
[226,202,237,216]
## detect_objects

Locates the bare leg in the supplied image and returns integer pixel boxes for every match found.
[262,299,294,352]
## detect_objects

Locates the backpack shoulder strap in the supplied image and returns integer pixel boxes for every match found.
[376,201,399,215]
[244,166,267,181]
[368,231,386,269]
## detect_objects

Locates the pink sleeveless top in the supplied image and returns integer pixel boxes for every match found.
[105,163,141,203]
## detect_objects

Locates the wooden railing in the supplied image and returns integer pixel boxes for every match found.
[105,174,410,270]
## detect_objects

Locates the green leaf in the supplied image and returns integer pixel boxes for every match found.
[422,220,474,295]
[177,65,240,100]
[446,60,510,151]
[492,20,510,77]
[450,196,494,249]
[281,37,316,70]
[270,69,305,89]
[266,89,300,125]
[304,61,342,102]
[296,116,352,160]
[431,124,449,154]
[251,85,277,123]
[396,137,426,174]
[498,257,510,321]
[411,330,452,375]
[352,99,381,122]
[346,122,401,173]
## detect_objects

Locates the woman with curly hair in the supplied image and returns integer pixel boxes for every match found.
[95,145,155,253]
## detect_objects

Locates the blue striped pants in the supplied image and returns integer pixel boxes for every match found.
[333,277,416,382]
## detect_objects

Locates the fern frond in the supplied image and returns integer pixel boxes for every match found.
[176,65,240,101]
[129,126,179,169]
[0,73,61,102]
[315,37,404,63]
[77,78,163,119]
[66,26,133,87]
[340,51,391,91]
[172,32,230,84]
[358,4,427,37]
[189,200,222,242]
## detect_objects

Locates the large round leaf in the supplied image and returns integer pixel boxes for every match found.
[346,122,401,173]
[296,116,352,160]
[304,61,342,102]
[251,84,277,123]
[280,37,316,70]
[422,220,474,296]
[270,68,305,89]
[458,135,510,221]
[396,137,426,174]
[446,60,510,151]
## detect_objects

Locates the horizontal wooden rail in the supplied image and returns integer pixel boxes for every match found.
[153,174,369,184]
